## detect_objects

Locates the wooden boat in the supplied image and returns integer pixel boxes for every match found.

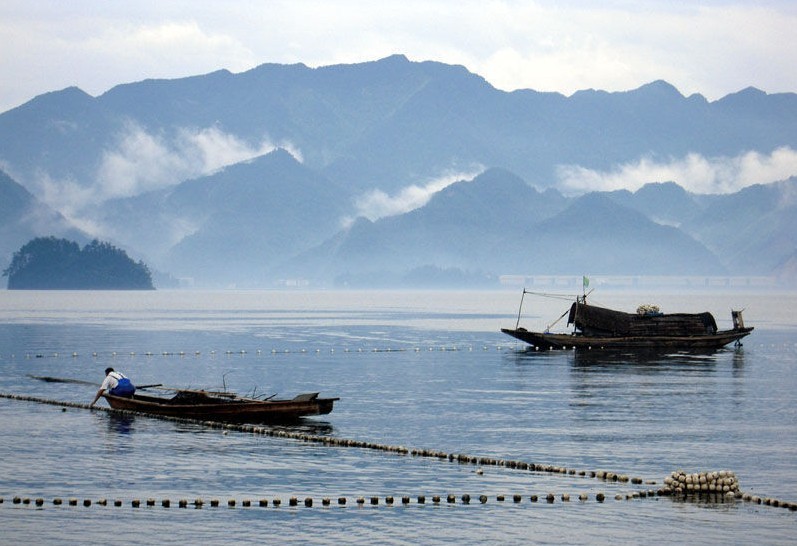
[102,388,339,423]
[501,290,753,350]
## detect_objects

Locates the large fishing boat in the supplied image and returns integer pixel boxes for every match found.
[501,289,753,350]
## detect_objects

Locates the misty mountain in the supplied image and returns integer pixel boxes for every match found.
[682,177,797,275]
[0,169,86,265]
[90,149,352,285]
[3,55,796,197]
[280,169,564,282]
[0,87,125,191]
[0,55,795,287]
[605,182,704,227]
[524,192,724,275]
[278,170,726,286]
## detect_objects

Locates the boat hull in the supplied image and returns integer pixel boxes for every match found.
[103,392,339,423]
[500,327,753,350]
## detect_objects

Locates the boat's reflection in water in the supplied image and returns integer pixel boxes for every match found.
[570,347,723,369]
[170,420,336,436]
[508,344,746,373]
[110,414,338,436]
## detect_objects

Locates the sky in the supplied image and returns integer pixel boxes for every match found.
[2,0,797,208]
[2,0,796,114]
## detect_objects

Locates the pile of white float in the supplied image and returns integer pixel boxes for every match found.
[663,470,740,498]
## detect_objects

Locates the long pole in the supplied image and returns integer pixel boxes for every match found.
[514,289,528,329]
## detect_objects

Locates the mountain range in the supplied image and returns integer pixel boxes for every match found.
[1,55,795,288]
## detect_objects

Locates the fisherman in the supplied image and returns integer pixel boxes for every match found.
[90,367,136,406]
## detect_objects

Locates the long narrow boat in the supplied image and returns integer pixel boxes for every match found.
[501,290,753,350]
[102,388,339,423]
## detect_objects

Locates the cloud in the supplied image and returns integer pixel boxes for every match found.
[556,146,797,195]
[30,123,302,222]
[348,166,485,225]
[93,123,302,202]
[444,2,797,101]
[36,170,97,219]
[94,125,188,200]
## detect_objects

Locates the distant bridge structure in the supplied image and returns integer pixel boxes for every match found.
[499,275,778,289]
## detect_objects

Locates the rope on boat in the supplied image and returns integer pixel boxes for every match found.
[519,289,581,301]
[544,308,570,333]
[1,392,795,513]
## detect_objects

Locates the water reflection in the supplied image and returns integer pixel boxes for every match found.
[669,494,742,511]
[731,348,746,377]
[504,347,567,365]
[170,419,336,436]
[569,348,722,370]
[136,415,336,436]
[267,421,335,436]
[107,413,136,435]
[505,346,733,371]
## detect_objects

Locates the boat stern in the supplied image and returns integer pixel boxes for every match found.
[732,309,746,330]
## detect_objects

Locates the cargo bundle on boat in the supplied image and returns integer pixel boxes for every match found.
[501,290,753,350]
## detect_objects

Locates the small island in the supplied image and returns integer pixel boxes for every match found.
[3,236,154,290]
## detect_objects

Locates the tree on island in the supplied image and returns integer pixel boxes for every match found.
[3,236,154,289]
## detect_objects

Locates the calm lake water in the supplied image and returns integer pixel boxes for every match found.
[1,289,795,545]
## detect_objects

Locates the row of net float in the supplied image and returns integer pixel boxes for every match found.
[0,393,648,485]
[207,424,796,510]
[6,492,794,509]
[231,426,649,483]
[7,341,796,360]
[13,346,496,359]
[3,393,796,511]
[0,492,644,508]
[0,393,680,492]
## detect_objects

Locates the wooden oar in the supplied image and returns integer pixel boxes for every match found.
[27,375,97,386]
[28,375,276,401]
[28,375,161,390]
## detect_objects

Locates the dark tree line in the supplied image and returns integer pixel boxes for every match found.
[3,236,154,289]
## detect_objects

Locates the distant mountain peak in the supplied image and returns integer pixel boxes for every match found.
[637,80,683,96]
[716,85,773,108]
[735,86,767,97]
[262,146,301,163]
[635,181,688,196]
[375,53,410,64]
[570,80,684,100]
[12,85,94,114]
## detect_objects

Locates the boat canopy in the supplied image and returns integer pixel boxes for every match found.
[567,302,718,337]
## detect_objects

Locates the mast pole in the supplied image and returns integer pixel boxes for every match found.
[581,275,589,303]
[515,288,528,330]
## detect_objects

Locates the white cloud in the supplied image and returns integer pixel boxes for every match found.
[349,166,485,225]
[36,170,96,219]
[556,146,797,195]
[30,123,302,220]
[462,2,797,100]
[95,125,187,200]
[93,123,302,202]
[0,13,256,112]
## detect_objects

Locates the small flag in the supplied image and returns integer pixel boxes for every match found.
[582,276,589,290]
